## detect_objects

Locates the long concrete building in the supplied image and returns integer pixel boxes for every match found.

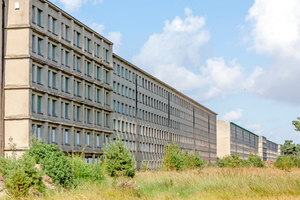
[217,120,282,161]
[0,0,217,168]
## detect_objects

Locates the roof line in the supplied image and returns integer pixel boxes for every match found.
[230,122,259,137]
[113,53,218,116]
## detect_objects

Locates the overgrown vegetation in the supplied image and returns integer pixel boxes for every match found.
[217,152,265,168]
[162,143,205,171]
[103,137,136,177]
[274,155,300,170]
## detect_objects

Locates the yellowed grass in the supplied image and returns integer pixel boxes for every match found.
[14,167,300,200]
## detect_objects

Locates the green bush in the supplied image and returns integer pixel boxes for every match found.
[28,140,75,188]
[103,137,136,177]
[217,153,264,168]
[70,155,104,182]
[162,143,184,171]
[275,155,300,170]
[141,162,147,172]
[183,150,205,169]
[248,152,265,167]
[1,153,45,197]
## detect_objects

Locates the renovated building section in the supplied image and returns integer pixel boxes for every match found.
[3,0,114,161]
[0,0,218,167]
[112,55,217,168]
[217,120,281,161]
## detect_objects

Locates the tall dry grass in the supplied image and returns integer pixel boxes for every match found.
[22,167,300,200]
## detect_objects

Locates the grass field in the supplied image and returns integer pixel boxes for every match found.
[21,167,300,200]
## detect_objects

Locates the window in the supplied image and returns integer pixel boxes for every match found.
[52,72,56,88]
[87,39,91,52]
[37,38,42,55]
[113,119,116,129]
[76,56,80,71]
[105,49,108,62]
[117,84,120,94]
[105,71,109,84]
[87,85,91,99]
[125,69,128,79]
[65,51,69,66]
[37,125,41,140]
[76,82,80,96]
[96,135,100,147]
[37,9,42,26]
[86,62,90,76]
[117,65,120,75]
[96,44,100,58]
[105,113,109,127]
[76,106,80,121]
[37,96,42,113]
[52,128,56,143]
[77,131,80,145]
[96,66,100,80]
[105,91,109,105]
[113,101,116,111]
[121,67,124,77]
[32,65,35,82]
[32,35,35,52]
[117,102,120,112]
[105,135,109,146]
[65,103,69,118]
[76,32,80,47]
[87,133,90,146]
[32,6,36,23]
[97,112,100,125]
[52,18,56,34]
[65,77,69,92]
[52,100,56,116]
[65,26,69,40]
[96,89,100,102]
[113,82,116,92]
[65,130,69,144]
[52,45,56,61]
[87,109,91,123]
[32,94,35,112]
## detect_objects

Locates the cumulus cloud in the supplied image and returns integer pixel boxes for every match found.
[244,0,300,106]
[90,23,123,54]
[133,8,243,101]
[52,0,103,12]
[221,109,243,122]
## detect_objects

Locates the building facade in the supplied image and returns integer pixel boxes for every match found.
[217,120,282,161]
[0,0,218,167]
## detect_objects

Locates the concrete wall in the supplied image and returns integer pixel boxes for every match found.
[216,120,230,158]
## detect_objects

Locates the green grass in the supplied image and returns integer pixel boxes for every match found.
[12,167,300,200]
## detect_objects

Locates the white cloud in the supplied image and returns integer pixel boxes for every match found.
[106,32,123,55]
[90,23,123,54]
[221,109,243,122]
[132,8,243,101]
[246,0,300,59]
[52,0,103,12]
[244,0,300,106]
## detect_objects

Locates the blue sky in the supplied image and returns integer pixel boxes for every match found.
[50,0,300,144]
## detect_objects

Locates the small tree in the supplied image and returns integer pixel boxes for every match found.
[103,137,136,177]
[281,140,296,155]
[292,117,300,132]
[162,143,184,171]
[183,150,205,169]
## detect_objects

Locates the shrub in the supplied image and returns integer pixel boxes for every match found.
[248,152,265,167]
[275,155,300,170]
[1,153,45,197]
[217,154,245,168]
[28,140,75,188]
[141,162,147,172]
[162,143,184,171]
[183,150,205,169]
[103,137,136,177]
[70,155,104,182]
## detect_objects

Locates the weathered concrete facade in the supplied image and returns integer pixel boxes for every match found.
[112,55,217,168]
[1,0,218,166]
[217,120,281,161]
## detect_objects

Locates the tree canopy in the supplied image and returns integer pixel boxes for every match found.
[293,117,300,132]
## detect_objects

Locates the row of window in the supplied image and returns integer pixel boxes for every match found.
[32,34,110,84]
[32,64,110,105]
[31,94,110,127]
[32,124,110,147]
[32,6,110,63]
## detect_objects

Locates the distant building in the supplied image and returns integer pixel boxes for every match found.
[217,120,282,161]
